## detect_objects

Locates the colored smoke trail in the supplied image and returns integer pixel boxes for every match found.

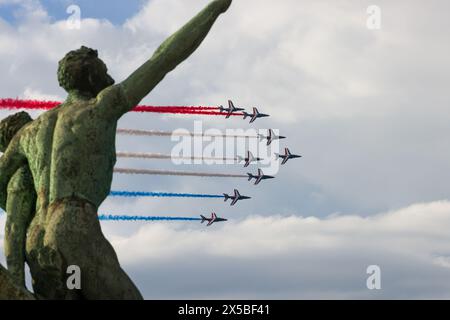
[0,99,244,116]
[1,210,202,222]
[117,128,258,139]
[99,215,201,222]
[132,106,237,116]
[129,105,242,116]
[133,106,217,111]
[116,152,238,162]
[0,99,59,110]
[114,168,248,178]
[110,190,223,199]
[117,129,174,137]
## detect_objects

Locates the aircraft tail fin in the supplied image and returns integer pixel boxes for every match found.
[247,173,253,181]
[223,194,229,201]
[201,215,207,223]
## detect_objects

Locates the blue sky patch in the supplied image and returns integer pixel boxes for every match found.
[0,0,146,25]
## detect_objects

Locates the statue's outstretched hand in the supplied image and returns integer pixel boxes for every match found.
[118,0,233,115]
[216,0,232,13]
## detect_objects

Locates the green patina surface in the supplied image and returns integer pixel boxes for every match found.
[0,0,232,299]
[0,263,35,300]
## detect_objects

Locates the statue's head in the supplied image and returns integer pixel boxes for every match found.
[0,111,33,153]
[57,46,115,97]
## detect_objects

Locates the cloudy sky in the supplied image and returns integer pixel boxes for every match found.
[1,0,450,299]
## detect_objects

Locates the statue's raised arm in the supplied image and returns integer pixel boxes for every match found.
[118,0,232,113]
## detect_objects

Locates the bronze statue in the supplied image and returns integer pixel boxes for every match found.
[0,0,232,299]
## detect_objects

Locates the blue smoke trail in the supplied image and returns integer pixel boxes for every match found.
[99,215,201,222]
[1,211,201,222]
[110,191,224,199]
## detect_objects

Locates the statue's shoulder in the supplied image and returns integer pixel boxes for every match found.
[96,84,128,105]
[14,108,59,149]
[94,84,131,119]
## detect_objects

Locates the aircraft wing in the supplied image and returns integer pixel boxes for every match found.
[250,108,259,123]
[231,198,239,206]
[209,213,218,225]
[255,176,263,185]
[207,220,214,226]
[281,157,289,165]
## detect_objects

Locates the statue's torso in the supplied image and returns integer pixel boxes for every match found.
[20,89,123,216]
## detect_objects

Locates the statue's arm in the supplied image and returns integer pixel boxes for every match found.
[112,0,232,116]
[0,139,26,210]
[4,167,36,287]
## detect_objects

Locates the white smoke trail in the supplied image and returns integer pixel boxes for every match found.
[117,128,257,139]
[114,168,248,178]
[116,152,238,162]
[117,129,173,137]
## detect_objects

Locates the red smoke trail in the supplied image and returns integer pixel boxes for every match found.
[0,98,59,110]
[0,98,243,116]
[134,106,217,111]
[132,106,219,115]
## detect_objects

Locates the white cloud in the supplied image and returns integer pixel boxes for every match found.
[22,87,62,101]
[97,201,450,299]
